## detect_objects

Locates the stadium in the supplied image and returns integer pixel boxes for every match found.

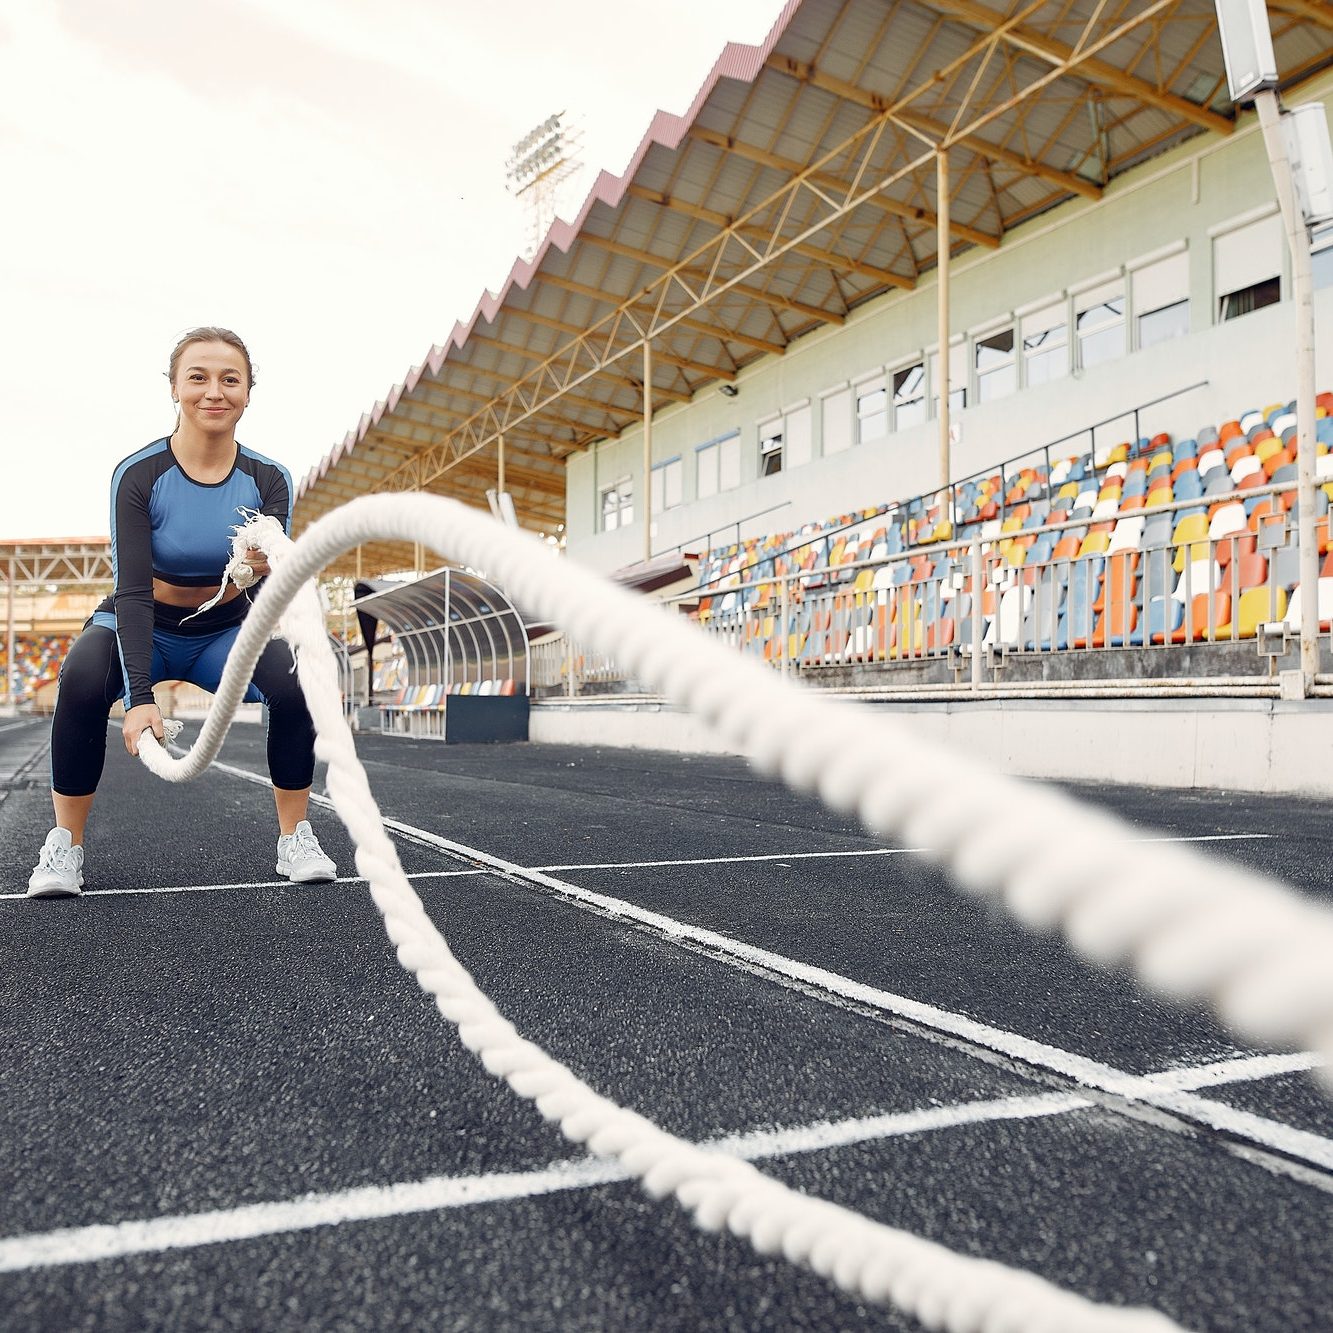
[3,0,1333,1329]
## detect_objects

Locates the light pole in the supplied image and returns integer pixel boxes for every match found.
[1214,0,1333,694]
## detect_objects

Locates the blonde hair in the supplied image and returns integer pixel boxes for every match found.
[167,326,256,389]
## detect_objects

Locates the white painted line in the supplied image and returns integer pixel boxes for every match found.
[0,869,485,903]
[532,835,1269,873]
[0,1051,1307,1274]
[533,848,924,871]
[188,755,1333,1173]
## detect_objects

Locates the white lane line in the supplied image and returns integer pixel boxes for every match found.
[534,848,924,871]
[532,834,1269,873]
[0,870,484,903]
[164,753,1333,1172]
[0,1051,1307,1274]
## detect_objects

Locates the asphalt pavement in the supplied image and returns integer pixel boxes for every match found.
[1,716,1330,1332]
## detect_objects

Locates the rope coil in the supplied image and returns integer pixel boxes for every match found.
[137,494,1333,1331]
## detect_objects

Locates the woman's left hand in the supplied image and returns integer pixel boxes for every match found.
[241,547,272,579]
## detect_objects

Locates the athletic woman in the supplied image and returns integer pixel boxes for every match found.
[27,327,336,897]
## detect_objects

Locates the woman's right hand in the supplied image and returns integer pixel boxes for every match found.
[123,703,165,756]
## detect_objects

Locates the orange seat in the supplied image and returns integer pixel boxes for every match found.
[1051,535,1082,561]
[1261,448,1293,479]
[1170,591,1231,643]
[1092,602,1138,647]
[1230,553,1268,590]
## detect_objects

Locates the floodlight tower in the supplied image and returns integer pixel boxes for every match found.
[1215,0,1333,694]
[505,112,585,261]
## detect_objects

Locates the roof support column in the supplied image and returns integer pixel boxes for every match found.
[498,432,506,498]
[937,147,952,494]
[642,340,653,564]
[5,558,14,710]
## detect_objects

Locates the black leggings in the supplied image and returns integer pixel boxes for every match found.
[50,626,317,797]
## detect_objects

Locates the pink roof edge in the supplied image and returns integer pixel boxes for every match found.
[300,0,806,497]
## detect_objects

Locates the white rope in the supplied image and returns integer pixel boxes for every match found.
[135,492,1333,1330]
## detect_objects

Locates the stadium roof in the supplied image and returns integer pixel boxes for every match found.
[294,0,1333,577]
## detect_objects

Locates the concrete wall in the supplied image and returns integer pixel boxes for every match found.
[565,73,1333,575]
[529,696,1333,797]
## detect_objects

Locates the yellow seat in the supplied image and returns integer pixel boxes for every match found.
[1253,437,1281,463]
[1058,481,1080,500]
[1146,486,1172,508]
[931,520,953,542]
[1000,515,1023,533]
[1107,443,1130,464]
[1171,514,1209,546]
[1006,543,1027,567]
[1150,450,1173,472]
[1078,531,1111,558]
[1217,586,1288,639]
[853,568,874,593]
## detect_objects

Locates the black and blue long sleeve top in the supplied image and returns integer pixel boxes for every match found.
[109,437,293,708]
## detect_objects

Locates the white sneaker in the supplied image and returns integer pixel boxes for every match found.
[27,828,85,898]
[276,820,337,883]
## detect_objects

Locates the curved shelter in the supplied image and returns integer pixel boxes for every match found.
[352,569,529,741]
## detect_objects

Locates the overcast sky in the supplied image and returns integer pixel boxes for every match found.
[0,0,784,540]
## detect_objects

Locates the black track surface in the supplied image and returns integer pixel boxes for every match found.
[1,718,1330,1332]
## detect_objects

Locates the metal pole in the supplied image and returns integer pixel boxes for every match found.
[498,432,506,499]
[642,342,654,564]
[937,147,951,491]
[970,537,984,688]
[5,557,14,709]
[780,575,790,679]
[1254,90,1319,692]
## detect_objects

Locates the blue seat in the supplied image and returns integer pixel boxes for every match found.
[1173,438,1198,460]
[1129,595,1184,645]
[1174,473,1204,500]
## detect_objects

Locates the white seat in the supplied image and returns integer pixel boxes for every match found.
[1272,412,1297,439]
[1196,448,1226,476]
[1240,409,1265,434]
[1074,488,1098,511]
[1284,578,1333,626]
[1108,515,1145,553]
[1091,497,1120,520]
[1050,458,1072,485]
[983,584,1031,647]
[1317,453,1333,480]
[1208,503,1247,542]
[1103,461,1129,481]
[1172,559,1222,602]
[1230,454,1262,484]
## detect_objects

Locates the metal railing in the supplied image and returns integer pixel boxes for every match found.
[533,475,1329,700]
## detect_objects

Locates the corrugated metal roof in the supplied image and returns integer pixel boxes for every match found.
[296,0,1333,578]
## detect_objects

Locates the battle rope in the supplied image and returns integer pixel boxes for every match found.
[136,493,1333,1330]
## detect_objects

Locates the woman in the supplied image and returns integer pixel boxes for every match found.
[27,327,337,897]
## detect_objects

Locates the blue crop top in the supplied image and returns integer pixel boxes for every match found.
[110,437,293,708]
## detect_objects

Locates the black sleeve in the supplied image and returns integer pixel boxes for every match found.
[257,462,293,536]
[111,463,158,710]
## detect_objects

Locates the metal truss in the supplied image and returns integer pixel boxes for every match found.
[373,0,1198,499]
[2,543,113,589]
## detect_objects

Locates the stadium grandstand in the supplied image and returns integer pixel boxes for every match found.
[283,0,1333,793]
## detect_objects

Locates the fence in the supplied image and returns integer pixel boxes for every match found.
[531,478,1333,700]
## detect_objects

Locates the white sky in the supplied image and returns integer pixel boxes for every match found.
[0,0,785,540]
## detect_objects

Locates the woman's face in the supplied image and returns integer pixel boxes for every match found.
[172,340,250,437]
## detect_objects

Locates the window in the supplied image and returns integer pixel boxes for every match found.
[1075,279,1125,369]
[1132,250,1189,349]
[1022,300,1068,387]
[892,361,926,428]
[974,327,1016,403]
[650,457,682,514]
[759,420,783,477]
[1315,227,1333,291]
[1215,212,1282,321]
[929,343,966,417]
[822,387,853,455]
[855,378,888,443]
[696,432,740,499]
[600,477,633,531]
[784,403,812,468]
